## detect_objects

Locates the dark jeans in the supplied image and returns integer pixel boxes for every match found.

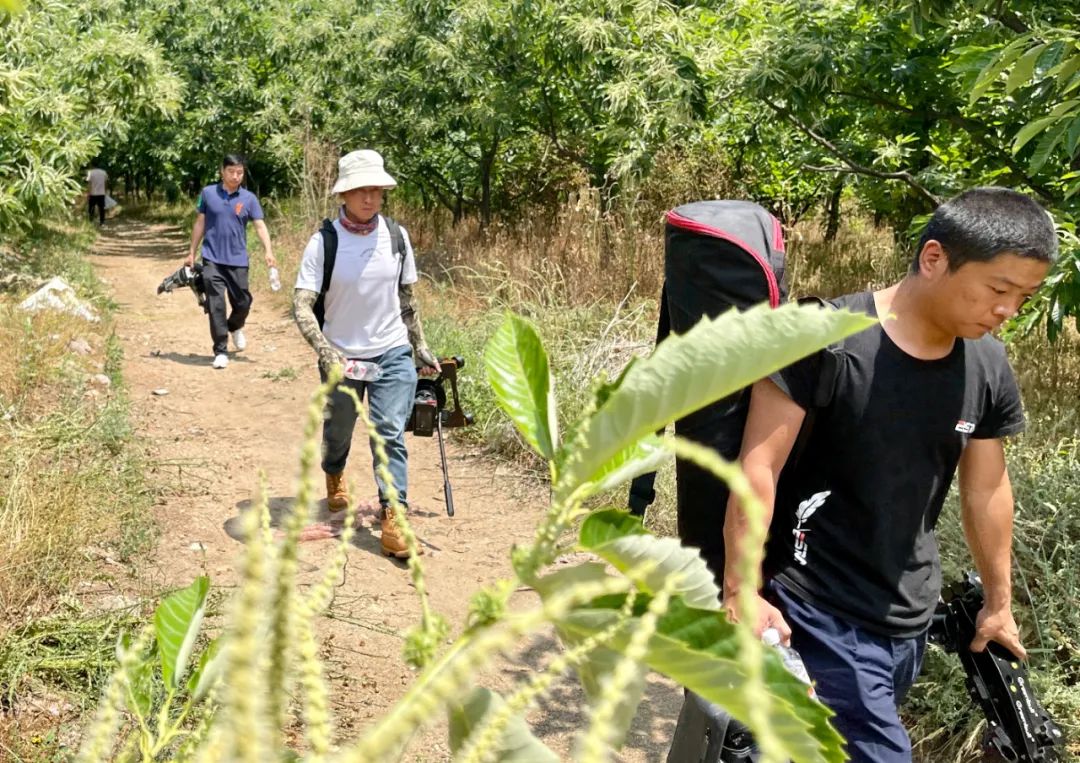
[88,195,105,225]
[771,581,927,763]
[321,344,417,508]
[201,260,252,355]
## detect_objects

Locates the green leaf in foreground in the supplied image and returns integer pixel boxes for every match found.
[484,313,559,460]
[579,509,722,611]
[448,687,560,762]
[559,598,845,763]
[155,576,210,690]
[556,302,876,499]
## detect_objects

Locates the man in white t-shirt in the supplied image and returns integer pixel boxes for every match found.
[86,165,108,226]
[293,149,440,559]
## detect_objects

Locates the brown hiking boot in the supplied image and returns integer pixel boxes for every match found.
[381,508,423,558]
[325,472,349,512]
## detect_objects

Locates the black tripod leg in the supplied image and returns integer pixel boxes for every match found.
[436,415,454,517]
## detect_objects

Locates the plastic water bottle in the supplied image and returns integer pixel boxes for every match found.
[343,359,384,382]
[762,628,816,699]
[269,267,281,292]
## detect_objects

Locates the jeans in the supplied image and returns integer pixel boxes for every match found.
[201,260,252,355]
[771,581,927,763]
[321,344,417,508]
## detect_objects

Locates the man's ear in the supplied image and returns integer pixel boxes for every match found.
[916,240,950,278]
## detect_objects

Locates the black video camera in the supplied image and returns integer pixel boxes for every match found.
[929,572,1065,762]
[406,355,473,517]
[156,263,208,313]
[406,355,473,436]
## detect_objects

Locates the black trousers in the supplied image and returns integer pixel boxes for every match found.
[88,195,105,225]
[201,260,252,354]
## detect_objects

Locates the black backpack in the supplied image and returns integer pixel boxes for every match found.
[628,201,794,583]
[312,214,407,329]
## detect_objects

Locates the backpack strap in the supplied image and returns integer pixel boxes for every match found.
[313,218,337,330]
[383,215,407,283]
[790,296,840,464]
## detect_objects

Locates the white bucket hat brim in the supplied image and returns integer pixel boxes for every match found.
[331,149,397,193]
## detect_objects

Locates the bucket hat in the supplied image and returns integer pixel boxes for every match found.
[331,150,397,193]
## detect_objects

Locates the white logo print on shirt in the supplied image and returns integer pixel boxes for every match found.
[792,490,831,567]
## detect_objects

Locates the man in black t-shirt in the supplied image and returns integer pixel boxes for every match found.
[722,188,1057,762]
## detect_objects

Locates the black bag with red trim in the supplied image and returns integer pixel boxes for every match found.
[628,200,788,584]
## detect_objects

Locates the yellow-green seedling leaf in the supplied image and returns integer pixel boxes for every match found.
[580,510,721,611]
[557,302,875,500]
[0,0,23,14]
[188,637,223,702]
[559,598,845,763]
[484,313,559,460]
[155,576,210,690]
[448,687,560,762]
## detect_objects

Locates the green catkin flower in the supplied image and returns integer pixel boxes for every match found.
[347,388,443,660]
[173,697,219,762]
[296,476,358,760]
[577,576,673,763]
[458,590,638,763]
[670,436,786,763]
[295,612,333,760]
[75,624,154,763]
[339,576,633,763]
[222,489,273,763]
[266,376,332,738]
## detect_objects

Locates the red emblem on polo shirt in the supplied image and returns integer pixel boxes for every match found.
[234,202,244,215]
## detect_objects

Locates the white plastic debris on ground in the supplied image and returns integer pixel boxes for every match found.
[17,277,100,322]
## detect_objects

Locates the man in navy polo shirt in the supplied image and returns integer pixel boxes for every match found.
[185,154,277,369]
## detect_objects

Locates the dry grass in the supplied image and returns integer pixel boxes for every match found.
[0,228,155,620]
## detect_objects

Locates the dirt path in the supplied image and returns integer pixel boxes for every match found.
[89,219,679,761]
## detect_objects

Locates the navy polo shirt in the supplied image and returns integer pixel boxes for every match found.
[196,183,264,267]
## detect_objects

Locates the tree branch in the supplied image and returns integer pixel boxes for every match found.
[762,96,941,208]
[831,89,1059,202]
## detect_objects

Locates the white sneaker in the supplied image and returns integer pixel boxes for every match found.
[231,329,247,351]
[212,353,229,369]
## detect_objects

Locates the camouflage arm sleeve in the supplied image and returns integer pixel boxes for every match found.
[399,282,438,368]
[293,288,343,373]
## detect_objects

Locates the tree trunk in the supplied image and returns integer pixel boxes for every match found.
[479,136,499,231]
[825,178,844,242]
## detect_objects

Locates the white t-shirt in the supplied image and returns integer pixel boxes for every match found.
[87,168,107,196]
[295,217,418,358]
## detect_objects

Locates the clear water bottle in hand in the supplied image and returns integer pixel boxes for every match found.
[343,359,384,382]
[269,267,281,292]
[762,628,816,699]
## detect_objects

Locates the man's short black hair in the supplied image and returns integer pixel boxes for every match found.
[913,187,1058,273]
[222,154,247,169]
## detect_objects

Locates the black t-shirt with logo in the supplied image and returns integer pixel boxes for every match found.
[765,291,1025,638]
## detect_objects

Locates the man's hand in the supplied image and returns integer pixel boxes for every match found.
[416,346,441,378]
[318,347,345,377]
[723,593,793,645]
[971,604,1027,660]
[264,252,277,269]
[184,253,195,269]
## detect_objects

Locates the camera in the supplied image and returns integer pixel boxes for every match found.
[405,355,473,517]
[406,355,473,437]
[156,263,208,312]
